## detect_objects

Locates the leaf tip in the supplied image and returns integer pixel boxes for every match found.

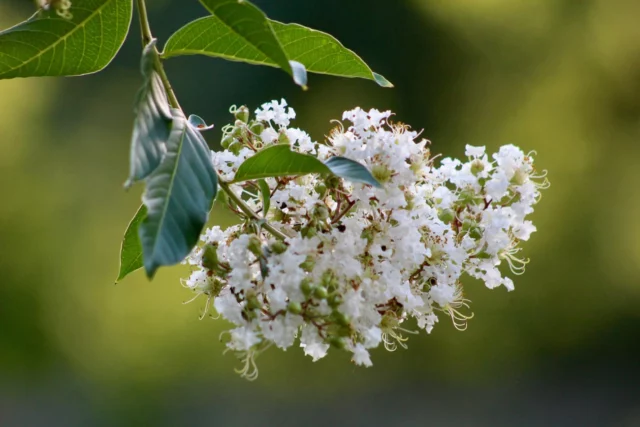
[373,72,394,88]
[289,60,308,88]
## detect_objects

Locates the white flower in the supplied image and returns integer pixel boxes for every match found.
[182,99,547,379]
[351,343,373,367]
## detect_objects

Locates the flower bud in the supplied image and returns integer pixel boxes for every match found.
[301,226,317,238]
[234,106,250,123]
[221,135,234,150]
[313,205,330,221]
[228,141,243,155]
[202,243,219,271]
[328,336,345,350]
[278,129,290,145]
[270,241,288,255]
[327,293,343,308]
[469,227,483,240]
[332,310,350,327]
[245,290,261,310]
[325,175,341,189]
[287,301,302,315]
[314,183,327,198]
[300,279,313,296]
[247,235,263,257]
[299,256,315,272]
[437,209,455,224]
[313,286,328,300]
[249,121,264,135]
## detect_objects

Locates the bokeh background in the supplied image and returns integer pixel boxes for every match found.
[1,0,639,425]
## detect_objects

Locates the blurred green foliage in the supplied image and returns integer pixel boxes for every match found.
[1,0,639,425]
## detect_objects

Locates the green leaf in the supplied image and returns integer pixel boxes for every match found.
[232,144,331,183]
[325,157,382,188]
[116,204,146,282]
[0,0,133,79]
[125,40,172,188]
[140,110,218,278]
[164,16,392,87]
[193,0,306,87]
[257,179,271,217]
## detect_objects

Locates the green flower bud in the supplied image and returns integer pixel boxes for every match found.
[361,229,374,244]
[299,256,315,272]
[325,175,341,189]
[328,293,343,308]
[314,183,327,198]
[469,227,483,240]
[202,243,219,271]
[301,226,317,238]
[328,336,345,350]
[278,129,290,145]
[232,125,244,139]
[332,310,350,327]
[300,278,313,296]
[313,286,328,300]
[270,241,288,255]
[247,235,263,257]
[287,301,302,315]
[245,290,261,310]
[234,106,250,123]
[313,205,330,221]
[249,121,265,135]
[272,209,285,222]
[221,135,234,150]
[438,209,455,224]
[228,141,243,155]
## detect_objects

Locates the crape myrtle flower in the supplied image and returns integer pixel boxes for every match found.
[182,100,549,380]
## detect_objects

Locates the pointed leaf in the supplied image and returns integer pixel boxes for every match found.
[163,17,391,87]
[125,40,173,188]
[232,144,331,183]
[194,0,305,87]
[140,110,218,277]
[116,204,146,282]
[0,0,133,79]
[325,156,382,188]
[257,179,271,217]
[188,114,214,131]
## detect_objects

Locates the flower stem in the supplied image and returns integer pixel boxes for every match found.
[218,181,289,241]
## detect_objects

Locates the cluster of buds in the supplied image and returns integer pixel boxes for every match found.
[183,100,549,380]
[38,0,73,19]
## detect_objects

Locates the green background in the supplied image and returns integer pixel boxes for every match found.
[1,0,639,425]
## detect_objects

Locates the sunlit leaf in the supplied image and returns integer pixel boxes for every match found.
[164,16,391,87]
[189,0,306,87]
[140,110,218,278]
[232,144,330,182]
[0,0,132,79]
[325,156,382,188]
[125,40,172,188]
[116,204,146,282]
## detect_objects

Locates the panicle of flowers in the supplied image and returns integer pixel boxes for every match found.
[182,99,548,379]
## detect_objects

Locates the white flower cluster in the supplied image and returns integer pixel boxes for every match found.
[184,99,549,380]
